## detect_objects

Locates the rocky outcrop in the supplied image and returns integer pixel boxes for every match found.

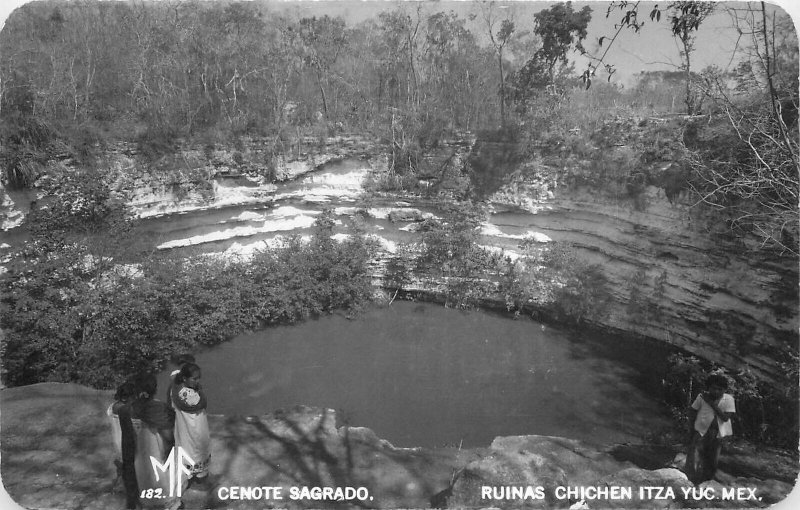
[487,178,798,384]
[101,135,380,219]
[1,383,795,510]
[2,128,796,383]
[468,114,799,386]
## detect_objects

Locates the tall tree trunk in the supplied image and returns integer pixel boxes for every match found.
[682,35,693,115]
[497,51,506,125]
[316,68,328,120]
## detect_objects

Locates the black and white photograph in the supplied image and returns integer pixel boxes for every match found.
[0,1,798,509]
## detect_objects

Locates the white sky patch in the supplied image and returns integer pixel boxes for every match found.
[330,233,351,242]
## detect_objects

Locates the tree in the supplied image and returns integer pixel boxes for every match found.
[480,1,517,125]
[668,1,715,114]
[578,1,798,255]
[375,6,424,111]
[532,2,592,88]
[510,1,592,103]
[298,15,348,121]
[687,4,799,254]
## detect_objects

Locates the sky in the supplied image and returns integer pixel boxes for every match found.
[0,0,798,86]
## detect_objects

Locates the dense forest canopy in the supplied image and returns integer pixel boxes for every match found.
[0,0,506,138]
[0,1,794,138]
[3,0,795,250]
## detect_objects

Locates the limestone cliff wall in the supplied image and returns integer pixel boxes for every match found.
[3,131,795,384]
[488,181,798,384]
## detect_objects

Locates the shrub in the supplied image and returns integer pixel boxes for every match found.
[500,241,611,325]
[0,114,58,188]
[415,202,497,308]
[1,209,378,388]
[549,261,609,325]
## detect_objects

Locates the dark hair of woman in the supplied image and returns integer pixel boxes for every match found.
[175,363,201,385]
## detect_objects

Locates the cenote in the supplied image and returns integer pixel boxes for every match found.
[161,300,677,448]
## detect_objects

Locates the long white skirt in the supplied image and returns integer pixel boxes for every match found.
[174,409,210,478]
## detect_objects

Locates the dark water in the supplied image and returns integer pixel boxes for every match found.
[160,300,675,448]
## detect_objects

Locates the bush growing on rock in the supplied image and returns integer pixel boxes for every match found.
[501,240,611,325]
[414,202,498,309]
[1,207,378,388]
[0,114,60,188]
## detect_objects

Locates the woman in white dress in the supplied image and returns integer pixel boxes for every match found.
[170,363,211,485]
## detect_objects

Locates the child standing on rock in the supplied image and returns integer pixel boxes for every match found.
[686,374,736,483]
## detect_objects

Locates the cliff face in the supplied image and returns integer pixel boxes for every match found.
[489,182,798,384]
[0,383,795,510]
[100,135,379,219]
[477,116,798,384]
[2,130,796,384]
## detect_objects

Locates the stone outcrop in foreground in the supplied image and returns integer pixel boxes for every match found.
[1,383,796,509]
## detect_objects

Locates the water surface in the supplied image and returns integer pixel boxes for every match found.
[163,300,675,448]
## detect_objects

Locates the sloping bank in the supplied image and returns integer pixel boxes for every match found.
[1,383,796,509]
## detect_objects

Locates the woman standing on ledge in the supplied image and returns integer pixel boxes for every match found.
[132,373,179,509]
[171,363,211,487]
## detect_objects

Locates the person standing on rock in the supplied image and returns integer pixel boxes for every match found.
[170,362,212,488]
[165,353,196,405]
[108,380,140,509]
[108,381,138,476]
[686,374,736,483]
[132,373,179,509]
